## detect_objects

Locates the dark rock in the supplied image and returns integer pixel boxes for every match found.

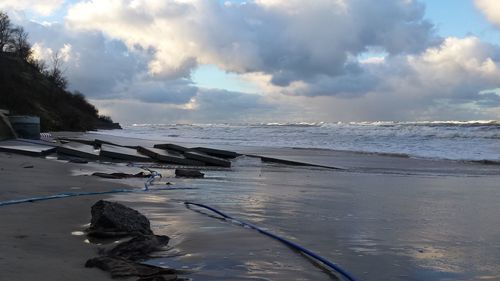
[88,200,153,237]
[175,169,204,178]
[192,147,240,159]
[85,256,176,278]
[108,234,170,260]
[92,172,149,179]
[85,201,185,281]
[68,158,88,164]
[87,230,132,238]
[138,274,179,281]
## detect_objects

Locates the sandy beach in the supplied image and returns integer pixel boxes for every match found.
[0,152,135,280]
[3,1,500,280]
[1,132,500,281]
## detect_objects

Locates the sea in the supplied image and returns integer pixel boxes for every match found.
[92,121,500,280]
[98,120,500,161]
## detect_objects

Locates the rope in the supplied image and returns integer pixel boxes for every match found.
[184,201,360,281]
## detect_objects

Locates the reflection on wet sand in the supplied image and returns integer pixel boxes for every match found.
[108,152,500,281]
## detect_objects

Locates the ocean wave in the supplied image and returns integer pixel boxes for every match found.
[128,120,500,128]
[255,122,325,127]
[467,159,500,165]
[339,120,500,127]
[113,121,500,161]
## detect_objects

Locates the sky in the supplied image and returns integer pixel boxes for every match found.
[2,0,500,124]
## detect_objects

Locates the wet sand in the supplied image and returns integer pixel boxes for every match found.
[1,133,500,280]
[0,153,138,280]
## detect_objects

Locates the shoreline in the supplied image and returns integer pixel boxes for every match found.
[1,132,500,280]
[84,119,500,163]
[56,130,500,167]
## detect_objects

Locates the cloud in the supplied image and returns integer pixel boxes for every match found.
[6,0,500,122]
[92,89,275,124]
[21,19,202,105]
[247,36,500,120]
[21,20,150,98]
[66,0,438,86]
[403,37,500,102]
[0,0,63,16]
[475,0,500,28]
[476,92,500,107]
[192,89,275,121]
[118,79,198,104]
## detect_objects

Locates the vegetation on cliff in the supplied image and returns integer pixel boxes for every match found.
[0,11,120,131]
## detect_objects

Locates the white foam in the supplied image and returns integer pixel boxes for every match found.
[97,121,500,161]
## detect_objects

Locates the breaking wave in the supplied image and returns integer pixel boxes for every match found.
[100,120,500,161]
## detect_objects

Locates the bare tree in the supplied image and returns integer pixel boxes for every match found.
[46,51,68,89]
[10,26,32,60]
[28,56,47,73]
[0,11,13,52]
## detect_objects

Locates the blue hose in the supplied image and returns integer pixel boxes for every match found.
[0,171,161,207]
[184,201,360,281]
[0,167,358,281]
[143,169,162,190]
[0,188,136,207]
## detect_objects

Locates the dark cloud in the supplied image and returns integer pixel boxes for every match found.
[22,20,149,98]
[4,1,499,122]
[195,89,273,113]
[190,0,438,89]
[123,79,198,104]
[475,92,500,107]
[93,89,276,124]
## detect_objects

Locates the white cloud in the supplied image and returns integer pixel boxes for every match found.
[9,0,500,122]
[475,0,500,28]
[245,36,500,120]
[405,37,500,100]
[66,0,437,85]
[0,0,63,16]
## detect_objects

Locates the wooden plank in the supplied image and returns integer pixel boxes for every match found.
[57,142,100,160]
[153,143,190,152]
[254,155,343,170]
[95,139,138,149]
[137,146,204,166]
[100,144,152,162]
[0,139,57,157]
[184,150,231,167]
[57,137,96,146]
[16,138,58,147]
[192,147,240,159]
